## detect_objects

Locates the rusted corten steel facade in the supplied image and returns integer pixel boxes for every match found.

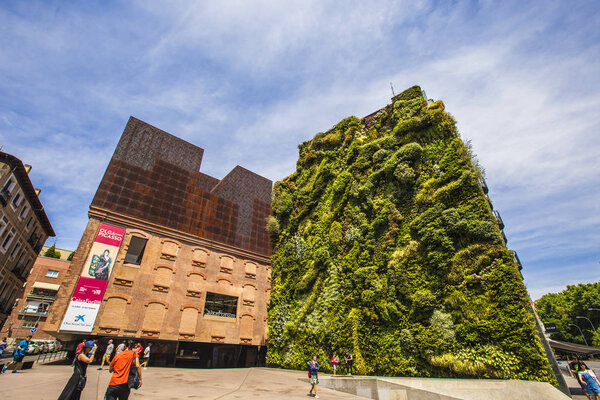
[91,116,272,256]
[45,117,272,367]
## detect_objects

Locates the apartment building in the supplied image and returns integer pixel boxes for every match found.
[0,152,55,330]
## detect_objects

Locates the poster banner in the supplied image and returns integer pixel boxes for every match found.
[81,223,126,281]
[60,223,125,332]
[60,277,108,332]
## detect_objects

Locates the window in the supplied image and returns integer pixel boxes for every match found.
[45,270,59,278]
[2,178,14,193]
[25,216,33,230]
[0,217,8,237]
[22,317,37,328]
[11,191,22,208]
[124,237,147,265]
[203,292,238,319]
[19,204,29,220]
[1,228,16,253]
[10,240,22,259]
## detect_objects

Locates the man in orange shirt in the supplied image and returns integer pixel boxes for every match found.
[105,340,142,400]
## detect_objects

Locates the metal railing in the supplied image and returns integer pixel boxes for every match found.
[36,350,68,364]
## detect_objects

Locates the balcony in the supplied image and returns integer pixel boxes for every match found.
[18,310,49,317]
[0,188,10,206]
[479,179,489,195]
[501,230,508,244]
[493,210,505,230]
[26,292,56,301]
[512,251,523,271]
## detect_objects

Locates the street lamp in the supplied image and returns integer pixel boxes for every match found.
[569,323,589,346]
[576,316,600,342]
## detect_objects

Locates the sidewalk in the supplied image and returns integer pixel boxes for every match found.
[0,365,365,399]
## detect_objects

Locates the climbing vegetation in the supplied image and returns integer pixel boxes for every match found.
[266,86,555,383]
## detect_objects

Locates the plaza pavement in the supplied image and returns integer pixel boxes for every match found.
[0,364,365,400]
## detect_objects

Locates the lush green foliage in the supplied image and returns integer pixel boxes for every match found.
[67,252,74,261]
[43,244,61,259]
[266,86,555,383]
[535,282,600,346]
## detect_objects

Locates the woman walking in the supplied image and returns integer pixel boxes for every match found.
[308,356,319,398]
[57,341,97,400]
[579,363,600,400]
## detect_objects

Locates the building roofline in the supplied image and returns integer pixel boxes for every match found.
[0,152,55,236]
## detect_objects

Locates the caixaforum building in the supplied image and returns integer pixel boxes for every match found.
[44,117,272,367]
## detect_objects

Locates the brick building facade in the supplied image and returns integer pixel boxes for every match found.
[1,253,71,341]
[44,117,272,367]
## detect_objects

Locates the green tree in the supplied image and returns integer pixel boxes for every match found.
[43,244,61,259]
[535,282,600,346]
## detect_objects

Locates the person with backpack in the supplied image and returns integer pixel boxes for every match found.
[308,355,319,398]
[105,340,142,400]
[57,340,97,400]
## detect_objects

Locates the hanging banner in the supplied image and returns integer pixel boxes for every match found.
[60,223,125,332]
[60,277,108,332]
[81,223,126,281]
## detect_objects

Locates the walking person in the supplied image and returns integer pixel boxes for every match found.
[105,340,142,400]
[331,353,339,376]
[345,351,353,376]
[99,339,115,370]
[115,340,126,355]
[134,342,143,358]
[57,340,97,400]
[141,343,151,369]
[75,339,86,355]
[570,356,590,399]
[579,364,600,400]
[308,355,319,398]
[5,335,32,373]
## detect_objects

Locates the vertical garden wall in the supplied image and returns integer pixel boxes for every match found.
[266,86,555,383]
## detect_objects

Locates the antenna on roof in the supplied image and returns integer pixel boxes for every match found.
[390,82,396,98]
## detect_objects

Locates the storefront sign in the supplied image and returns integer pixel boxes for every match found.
[60,223,125,332]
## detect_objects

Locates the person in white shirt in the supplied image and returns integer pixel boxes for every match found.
[98,339,114,370]
[141,343,151,369]
[115,341,125,355]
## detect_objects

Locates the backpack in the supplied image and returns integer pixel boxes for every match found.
[127,353,141,390]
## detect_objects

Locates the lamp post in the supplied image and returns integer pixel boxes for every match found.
[569,323,588,346]
[577,316,600,342]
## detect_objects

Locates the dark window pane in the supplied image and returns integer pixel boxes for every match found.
[203,292,238,318]
[124,236,147,265]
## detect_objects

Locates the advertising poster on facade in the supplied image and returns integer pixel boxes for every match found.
[81,223,126,281]
[60,277,108,332]
[60,223,125,332]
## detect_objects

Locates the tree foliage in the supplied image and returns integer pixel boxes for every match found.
[266,86,555,383]
[535,282,600,346]
[43,244,61,259]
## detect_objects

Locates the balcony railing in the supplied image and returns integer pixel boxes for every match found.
[512,251,523,271]
[18,310,49,316]
[479,179,489,195]
[493,210,505,230]
[501,230,508,244]
[27,292,56,301]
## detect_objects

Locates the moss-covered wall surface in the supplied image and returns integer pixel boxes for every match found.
[266,86,555,383]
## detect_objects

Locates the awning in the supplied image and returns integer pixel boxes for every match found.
[547,339,600,354]
[32,282,60,291]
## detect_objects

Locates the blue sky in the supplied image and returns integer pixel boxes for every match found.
[0,1,598,299]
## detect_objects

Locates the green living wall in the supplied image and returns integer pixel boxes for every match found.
[266,86,555,383]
